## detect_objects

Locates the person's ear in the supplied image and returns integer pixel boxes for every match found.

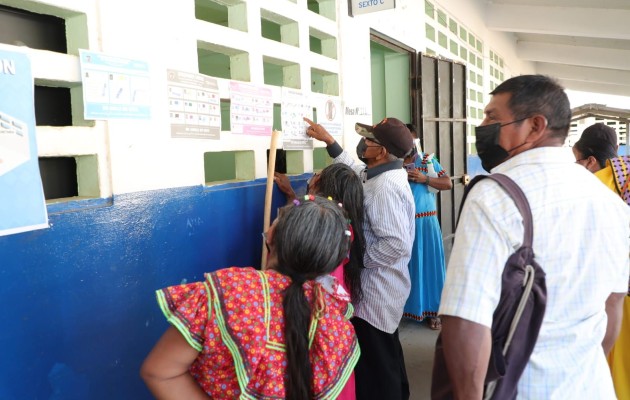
[527,114,548,141]
[376,146,387,160]
[585,155,600,172]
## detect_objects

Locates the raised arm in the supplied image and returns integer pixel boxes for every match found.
[274,172,297,203]
[304,117,336,145]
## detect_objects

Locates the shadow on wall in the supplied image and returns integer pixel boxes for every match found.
[0,175,309,400]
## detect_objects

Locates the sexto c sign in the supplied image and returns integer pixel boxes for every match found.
[351,0,395,16]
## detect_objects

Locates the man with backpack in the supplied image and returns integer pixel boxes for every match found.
[435,75,629,399]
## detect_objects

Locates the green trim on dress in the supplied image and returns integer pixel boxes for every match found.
[207,274,257,400]
[319,343,361,400]
[156,290,203,352]
[344,302,355,320]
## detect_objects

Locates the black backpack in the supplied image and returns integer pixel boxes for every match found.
[431,173,547,400]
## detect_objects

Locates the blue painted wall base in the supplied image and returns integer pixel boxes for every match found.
[0,175,308,399]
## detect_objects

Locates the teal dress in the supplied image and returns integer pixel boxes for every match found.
[403,152,447,322]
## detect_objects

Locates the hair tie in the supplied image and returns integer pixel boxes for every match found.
[313,284,326,320]
[344,230,351,237]
[327,196,333,201]
[292,199,300,206]
[338,202,343,208]
[289,272,306,285]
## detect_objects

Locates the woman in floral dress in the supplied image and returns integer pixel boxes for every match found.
[141,197,360,399]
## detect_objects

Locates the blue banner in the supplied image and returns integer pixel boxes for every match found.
[0,46,48,236]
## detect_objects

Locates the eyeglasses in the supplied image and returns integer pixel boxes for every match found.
[364,138,382,148]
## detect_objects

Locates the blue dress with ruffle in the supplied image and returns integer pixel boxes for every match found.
[403,153,447,322]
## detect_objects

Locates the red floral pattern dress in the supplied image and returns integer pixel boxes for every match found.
[156,267,360,399]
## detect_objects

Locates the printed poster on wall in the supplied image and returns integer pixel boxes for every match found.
[312,94,342,138]
[79,49,151,120]
[167,70,221,139]
[0,46,48,236]
[281,88,313,150]
[229,81,273,136]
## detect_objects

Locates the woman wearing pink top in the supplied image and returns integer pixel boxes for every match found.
[275,163,366,400]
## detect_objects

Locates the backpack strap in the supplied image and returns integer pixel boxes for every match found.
[454,174,544,400]
[458,173,533,247]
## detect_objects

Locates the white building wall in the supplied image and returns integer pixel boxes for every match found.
[10,0,538,198]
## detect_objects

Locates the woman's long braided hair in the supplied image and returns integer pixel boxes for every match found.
[271,196,351,400]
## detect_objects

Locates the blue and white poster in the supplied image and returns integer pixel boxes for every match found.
[79,49,151,120]
[0,46,48,236]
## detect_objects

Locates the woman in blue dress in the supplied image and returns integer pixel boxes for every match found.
[402,124,452,330]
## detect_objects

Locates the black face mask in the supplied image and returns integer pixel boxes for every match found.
[356,139,369,164]
[475,119,528,172]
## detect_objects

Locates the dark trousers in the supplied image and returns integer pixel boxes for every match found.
[351,317,410,400]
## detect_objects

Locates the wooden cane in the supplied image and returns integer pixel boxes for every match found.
[262,130,280,269]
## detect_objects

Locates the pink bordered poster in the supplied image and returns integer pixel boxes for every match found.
[229,81,273,136]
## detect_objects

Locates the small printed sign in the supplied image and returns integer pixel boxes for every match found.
[230,82,273,136]
[281,88,313,150]
[167,70,221,139]
[80,49,151,120]
[351,0,395,16]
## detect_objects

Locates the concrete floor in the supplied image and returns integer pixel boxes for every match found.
[399,318,441,400]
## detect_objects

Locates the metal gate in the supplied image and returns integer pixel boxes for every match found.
[414,54,467,260]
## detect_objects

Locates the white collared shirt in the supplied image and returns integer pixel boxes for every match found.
[440,146,630,399]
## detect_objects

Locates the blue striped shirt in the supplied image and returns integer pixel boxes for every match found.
[328,143,415,333]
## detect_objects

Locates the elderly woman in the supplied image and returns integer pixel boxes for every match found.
[141,197,359,400]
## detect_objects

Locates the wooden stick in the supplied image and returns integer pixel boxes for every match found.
[262,130,280,269]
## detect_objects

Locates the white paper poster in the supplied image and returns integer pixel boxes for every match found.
[281,88,313,150]
[80,49,151,120]
[313,94,342,138]
[167,70,221,139]
[229,81,273,136]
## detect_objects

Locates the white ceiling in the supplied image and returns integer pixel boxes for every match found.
[484,0,630,98]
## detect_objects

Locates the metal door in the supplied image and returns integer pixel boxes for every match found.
[414,54,467,261]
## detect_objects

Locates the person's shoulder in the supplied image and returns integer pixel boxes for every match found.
[370,168,404,185]
[462,175,521,219]
[209,266,259,281]
[383,169,414,192]
[465,175,508,198]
